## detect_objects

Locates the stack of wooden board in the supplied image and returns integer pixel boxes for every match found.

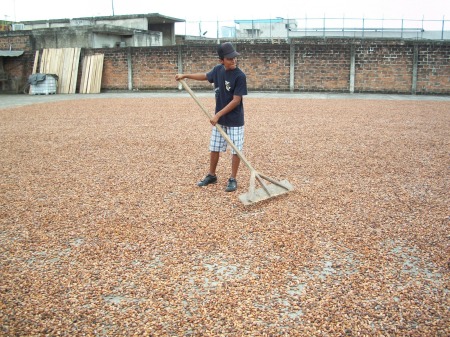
[33,48,81,94]
[80,54,104,94]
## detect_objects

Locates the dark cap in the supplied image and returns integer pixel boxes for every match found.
[217,42,240,59]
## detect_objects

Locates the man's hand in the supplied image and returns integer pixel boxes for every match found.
[175,74,184,81]
[210,114,219,126]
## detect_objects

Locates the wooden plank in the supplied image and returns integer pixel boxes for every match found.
[58,48,67,93]
[39,49,48,73]
[83,55,91,94]
[52,48,58,73]
[86,56,93,94]
[46,48,54,74]
[56,49,64,93]
[87,56,94,94]
[82,55,92,94]
[60,48,69,93]
[79,55,88,94]
[51,48,58,74]
[40,49,46,73]
[95,55,100,92]
[66,48,76,93]
[91,55,98,93]
[91,55,98,94]
[94,54,104,93]
[47,48,55,91]
[79,53,104,94]
[60,48,75,94]
[46,49,51,73]
[69,48,81,94]
[32,50,39,74]
[44,48,52,74]
[53,48,63,92]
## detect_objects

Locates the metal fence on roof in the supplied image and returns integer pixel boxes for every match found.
[176,17,449,41]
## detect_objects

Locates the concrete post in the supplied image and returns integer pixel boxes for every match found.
[412,44,418,95]
[349,45,356,93]
[127,47,132,91]
[290,42,295,93]
[177,45,183,91]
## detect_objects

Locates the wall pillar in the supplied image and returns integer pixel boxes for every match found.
[411,44,418,95]
[177,45,183,91]
[127,47,132,91]
[289,42,295,92]
[349,45,356,93]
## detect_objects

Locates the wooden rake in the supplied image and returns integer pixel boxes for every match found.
[180,79,294,206]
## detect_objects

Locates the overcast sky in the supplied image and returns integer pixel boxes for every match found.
[2,0,449,22]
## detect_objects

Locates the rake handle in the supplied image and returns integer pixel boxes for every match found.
[179,79,256,173]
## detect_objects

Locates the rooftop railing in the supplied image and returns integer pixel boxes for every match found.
[176,17,449,41]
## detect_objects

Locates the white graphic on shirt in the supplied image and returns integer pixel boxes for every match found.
[225,80,231,91]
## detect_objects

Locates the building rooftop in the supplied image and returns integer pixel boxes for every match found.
[19,13,185,25]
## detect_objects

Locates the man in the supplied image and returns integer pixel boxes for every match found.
[175,42,247,192]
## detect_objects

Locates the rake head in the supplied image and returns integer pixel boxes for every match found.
[238,171,294,206]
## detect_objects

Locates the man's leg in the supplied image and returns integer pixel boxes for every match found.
[225,154,240,192]
[231,154,240,179]
[228,126,243,180]
[197,151,220,187]
[209,151,220,176]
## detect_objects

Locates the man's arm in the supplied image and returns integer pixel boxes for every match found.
[175,73,207,81]
[210,95,242,126]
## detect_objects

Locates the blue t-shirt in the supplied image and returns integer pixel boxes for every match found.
[206,64,247,127]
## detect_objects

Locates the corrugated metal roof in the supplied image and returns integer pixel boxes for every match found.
[0,50,24,57]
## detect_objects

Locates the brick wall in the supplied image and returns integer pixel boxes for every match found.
[89,49,129,90]
[1,35,449,94]
[241,44,291,91]
[1,34,33,91]
[295,41,351,92]
[0,34,31,51]
[417,44,450,94]
[355,42,414,93]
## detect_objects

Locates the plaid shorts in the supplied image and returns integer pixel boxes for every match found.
[209,125,244,154]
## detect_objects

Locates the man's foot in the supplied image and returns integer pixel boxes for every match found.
[225,178,237,192]
[197,174,217,187]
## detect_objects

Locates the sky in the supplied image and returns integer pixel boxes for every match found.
[2,0,449,23]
